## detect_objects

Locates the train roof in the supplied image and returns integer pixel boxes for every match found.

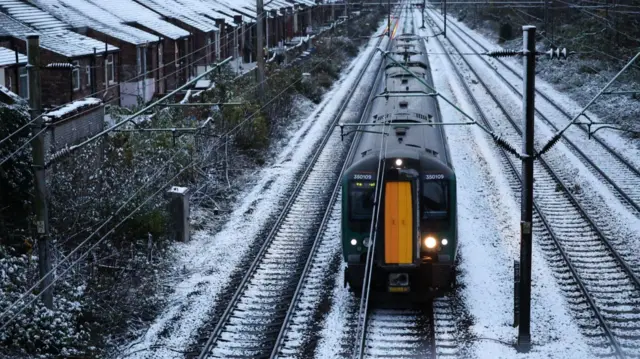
[344,31,452,176]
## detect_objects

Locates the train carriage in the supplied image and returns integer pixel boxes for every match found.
[341,33,457,299]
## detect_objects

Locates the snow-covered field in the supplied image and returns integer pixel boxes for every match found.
[117,27,386,359]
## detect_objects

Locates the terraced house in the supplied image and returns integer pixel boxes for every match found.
[0,5,118,106]
[0,0,326,107]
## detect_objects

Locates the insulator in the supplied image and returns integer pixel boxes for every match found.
[535,133,562,158]
[487,49,521,58]
[47,146,72,166]
[544,48,568,60]
[491,132,523,159]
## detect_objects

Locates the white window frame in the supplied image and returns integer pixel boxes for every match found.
[86,64,91,86]
[106,54,115,85]
[19,66,29,99]
[72,60,80,91]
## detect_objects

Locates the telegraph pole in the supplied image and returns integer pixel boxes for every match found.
[256,0,265,100]
[346,0,349,37]
[27,34,53,310]
[443,0,447,37]
[387,0,391,37]
[517,25,536,352]
[421,0,425,28]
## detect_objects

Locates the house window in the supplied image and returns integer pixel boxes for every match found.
[86,65,91,87]
[19,67,29,99]
[106,54,115,85]
[72,60,80,91]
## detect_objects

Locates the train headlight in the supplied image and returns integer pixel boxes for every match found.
[395,158,403,166]
[363,237,371,247]
[424,236,437,249]
[350,238,357,246]
[441,238,448,246]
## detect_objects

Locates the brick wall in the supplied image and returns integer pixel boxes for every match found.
[44,103,105,159]
[44,103,105,190]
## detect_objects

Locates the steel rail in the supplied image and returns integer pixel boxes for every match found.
[426,7,640,289]
[195,25,389,359]
[269,33,392,359]
[424,13,629,359]
[427,8,640,214]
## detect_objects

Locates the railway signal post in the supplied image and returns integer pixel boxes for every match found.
[256,0,265,101]
[387,0,391,37]
[517,25,536,352]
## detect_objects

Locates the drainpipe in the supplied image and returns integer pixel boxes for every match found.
[143,43,147,102]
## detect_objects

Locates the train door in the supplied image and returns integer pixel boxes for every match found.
[384,181,413,264]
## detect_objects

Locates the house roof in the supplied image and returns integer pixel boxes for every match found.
[133,0,219,33]
[84,0,190,40]
[30,0,161,46]
[213,0,316,23]
[0,11,118,58]
[0,46,26,66]
[183,0,240,25]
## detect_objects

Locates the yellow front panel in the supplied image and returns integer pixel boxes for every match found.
[384,182,413,264]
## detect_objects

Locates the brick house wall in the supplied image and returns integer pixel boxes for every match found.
[162,38,178,91]
[1,37,119,107]
[163,19,216,76]
[214,19,229,59]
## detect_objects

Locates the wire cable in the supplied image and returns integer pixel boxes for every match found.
[0,20,379,329]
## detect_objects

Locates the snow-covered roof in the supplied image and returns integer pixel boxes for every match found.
[211,0,317,23]
[0,84,22,105]
[0,46,26,67]
[171,0,238,26]
[30,0,161,46]
[0,11,118,58]
[133,0,218,33]
[83,0,190,40]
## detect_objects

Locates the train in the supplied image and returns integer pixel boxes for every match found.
[341,32,457,300]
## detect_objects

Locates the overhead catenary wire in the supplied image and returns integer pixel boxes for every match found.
[354,7,407,356]
[0,126,47,167]
[46,57,234,166]
[0,22,381,329]
[0,16,267,157]
[537,50,640,155]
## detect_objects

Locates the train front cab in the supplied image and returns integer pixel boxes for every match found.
[342,156,457,300]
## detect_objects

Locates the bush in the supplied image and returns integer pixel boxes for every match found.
[0,101,32,252]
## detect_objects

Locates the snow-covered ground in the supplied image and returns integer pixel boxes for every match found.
[116,26,386,359]
[425,8,640,273]
[314,10,593,356]
[417,10,593,357]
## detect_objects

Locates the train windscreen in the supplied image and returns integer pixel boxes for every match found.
[421,181,448,221]
[349,181,376,221]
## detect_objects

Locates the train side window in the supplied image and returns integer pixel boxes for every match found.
[401,79,408,84]
[399,101,408,109]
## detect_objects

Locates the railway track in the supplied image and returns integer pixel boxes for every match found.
[191,22,391,359]
[423,10,640,358]
[427,8,640,216]
[270,7,444,359]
